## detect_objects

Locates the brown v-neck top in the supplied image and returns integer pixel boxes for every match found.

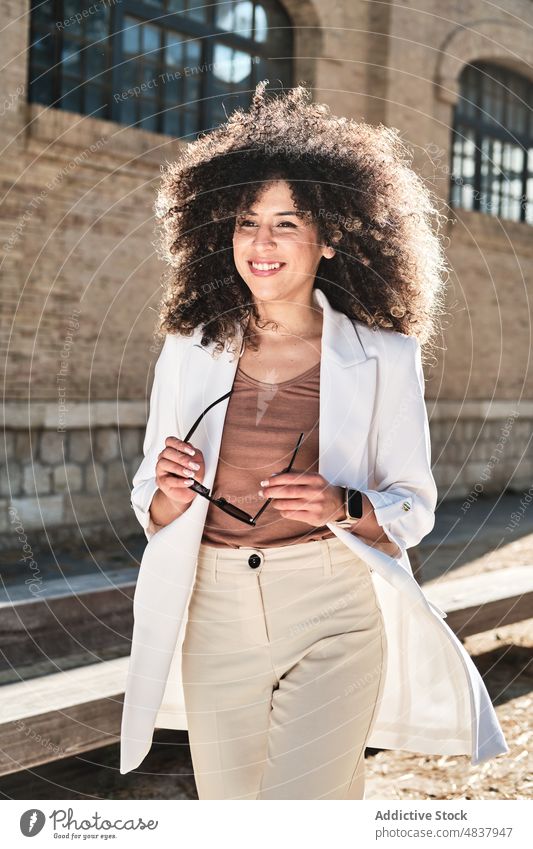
[200,358,339,548]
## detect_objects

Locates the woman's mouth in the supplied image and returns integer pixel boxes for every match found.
[247,260,286,277]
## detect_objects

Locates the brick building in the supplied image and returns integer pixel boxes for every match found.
[1,0,532,550]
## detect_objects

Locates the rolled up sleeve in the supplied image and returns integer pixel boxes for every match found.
[130,334,180,542]
[358,334,438,555]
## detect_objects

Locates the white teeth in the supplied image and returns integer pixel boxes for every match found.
[251,261,282,270]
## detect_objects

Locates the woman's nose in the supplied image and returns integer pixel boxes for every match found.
[252,226,276,248]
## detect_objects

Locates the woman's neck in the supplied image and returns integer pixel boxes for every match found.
[246,303,323,341]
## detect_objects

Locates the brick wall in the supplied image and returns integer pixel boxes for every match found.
[1,0,532,547]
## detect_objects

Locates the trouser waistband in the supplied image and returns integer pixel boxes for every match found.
[197,535,359,576]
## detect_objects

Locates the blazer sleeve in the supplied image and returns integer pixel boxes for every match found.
[357,333,438,553]
[130,334,180,542]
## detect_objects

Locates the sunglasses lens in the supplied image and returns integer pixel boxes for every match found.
[217,498,253,522]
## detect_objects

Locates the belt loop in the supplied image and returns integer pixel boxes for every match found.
[212,549,218,584]
[321,538,332,577]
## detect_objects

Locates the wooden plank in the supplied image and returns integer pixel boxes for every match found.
[0,658,129,776]
[1,657,129,723]
[0,580,135,681]
[423,566,533,637]
[0,699,124,776]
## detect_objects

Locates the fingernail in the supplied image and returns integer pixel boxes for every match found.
[185,448,195,456]
[184,479,194,486]
[258,489,263,497]
[260,480,268,487]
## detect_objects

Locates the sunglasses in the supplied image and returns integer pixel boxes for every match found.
[172,388,304,525]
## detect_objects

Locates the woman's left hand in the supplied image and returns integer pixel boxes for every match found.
[258,472,345,525]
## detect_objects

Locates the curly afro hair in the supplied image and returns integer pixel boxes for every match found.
[153,80,448,360]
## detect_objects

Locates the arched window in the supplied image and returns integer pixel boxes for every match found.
[450,62,533,224]
[28,0,293,137]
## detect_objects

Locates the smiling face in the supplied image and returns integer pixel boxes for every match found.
[232,180,334,307]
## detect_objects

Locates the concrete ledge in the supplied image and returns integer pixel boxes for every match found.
[426,399,531,420]
[3,401,148,429]
[3,399,531,428]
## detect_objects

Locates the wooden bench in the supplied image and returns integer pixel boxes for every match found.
[0,657,127,776]
[423,565,533,638]
[1,566,531,776]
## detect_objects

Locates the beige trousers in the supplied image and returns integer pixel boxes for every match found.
[181,535,387,800]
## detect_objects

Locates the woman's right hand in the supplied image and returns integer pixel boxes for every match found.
[155,436,205,506]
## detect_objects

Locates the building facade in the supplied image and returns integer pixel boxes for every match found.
[1,0,532,550]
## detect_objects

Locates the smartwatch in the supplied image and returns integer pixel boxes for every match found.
[335,487,363,527]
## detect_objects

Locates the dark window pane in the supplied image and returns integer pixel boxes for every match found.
[163,109,181,135]
[183,110,198,136]
[60,87,82,113]
[184,0,208,23]
[31,29,55,62]
[120,97,138,127]
[61,39,81,74]
[86,46,107,78]
[123,17,142,55]
[139,106,158,131]
[165,32,184,67]
[184,75,200,101]
[32,0,54,23]
[61,75,79,98]
[142,63,159,86]
[85,9,109,39]
[30,71,55,105]
[143,24,160,56]
[186,39,202,66]
[62,0,83,34]
[215,0,254,38]
[121,59,139,89]
[85,84,107,117]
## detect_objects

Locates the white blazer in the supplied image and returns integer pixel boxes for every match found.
[120,286,509,775]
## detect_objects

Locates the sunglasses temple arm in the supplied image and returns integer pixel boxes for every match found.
[251,433,305,522]
[287,432,305,471]
[184,389,233,443]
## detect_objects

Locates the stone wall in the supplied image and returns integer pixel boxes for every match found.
[1,0,532,549]
[1,402,147,552]
[2,400,531,552]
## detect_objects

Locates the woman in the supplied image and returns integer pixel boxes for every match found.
[120,82,509,797]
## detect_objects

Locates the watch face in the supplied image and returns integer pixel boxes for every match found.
[347,489,363,520]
